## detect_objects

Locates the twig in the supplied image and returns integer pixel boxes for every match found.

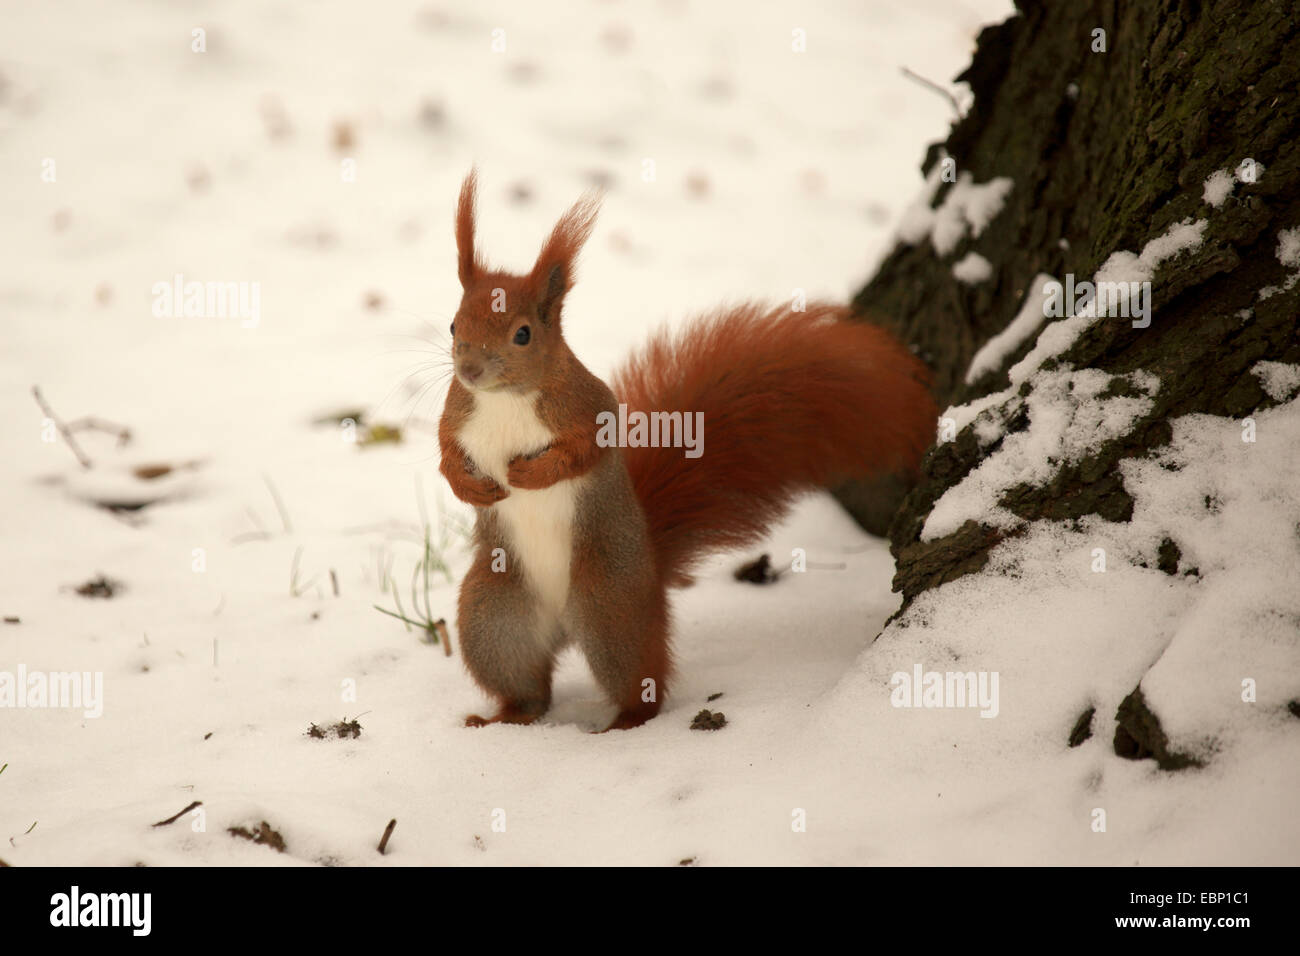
[31,386,92,469]
[262,473,293,533]
[289,546,319,597]
[65,415,131,446]
[379,549,394,587]
[377,818,397,855]
[152,800,203,827]
[900,66,963,119]
[433,618,452,657]
[833,543,877,554]
[230,530,273,545]
[231,506,272,545]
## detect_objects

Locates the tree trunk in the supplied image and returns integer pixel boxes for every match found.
[838,0,1300,765]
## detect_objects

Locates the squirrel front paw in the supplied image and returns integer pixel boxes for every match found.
[450,472,509,507]
[506,453,557,490]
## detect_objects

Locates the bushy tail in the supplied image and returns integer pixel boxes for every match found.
[611,303,937,586]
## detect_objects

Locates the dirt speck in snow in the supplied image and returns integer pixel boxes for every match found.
[690,709,726,731]
[308,719,362,740]
[74,575,123,598]
[228,821,287,853]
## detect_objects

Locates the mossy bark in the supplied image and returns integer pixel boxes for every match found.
[838,0,1300,765]
[842,0,1299,574]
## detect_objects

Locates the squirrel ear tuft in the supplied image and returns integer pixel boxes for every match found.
[455,168,481,288]
[530,191,601,324]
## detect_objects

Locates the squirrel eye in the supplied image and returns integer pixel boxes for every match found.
[449,322,455,338]
[513,325,531,346]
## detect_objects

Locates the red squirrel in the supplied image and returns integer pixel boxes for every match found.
[438,170,937,731]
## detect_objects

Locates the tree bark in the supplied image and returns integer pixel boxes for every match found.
[838,0,1300,765]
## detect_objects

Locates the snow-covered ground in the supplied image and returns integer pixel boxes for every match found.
[3,0,1296,867]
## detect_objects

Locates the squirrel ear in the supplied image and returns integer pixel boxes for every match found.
[530,190,600,324]
[455,168,481,288]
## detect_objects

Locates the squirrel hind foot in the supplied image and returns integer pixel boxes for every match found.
[598,706,661,733]
[464,707,543,728]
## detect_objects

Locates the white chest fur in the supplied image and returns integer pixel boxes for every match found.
[455,389,579,620]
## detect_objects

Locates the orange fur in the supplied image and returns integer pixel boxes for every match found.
[612,303,936,585]
[438,171,937,731]
[455,169,482,287]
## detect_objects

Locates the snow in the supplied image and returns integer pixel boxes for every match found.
[900,153,1298,861]
[1135,218,1209,270]
[923,368,1160,540]
[897,156,948,245]
[1276,226,1300,268]
[1008,310,1090,385]
[866,400,1300,864]
[955,174,1015,239]
[899,164,1014,257]
[1009,218,1207,382]
[3,0,1294,869]
[1118,400,1300,762]
[964,272,1054,384]
[951,250,993,285]
[1202,168,1234,207]
[1235,158,1266,184]
[1259,225,1300,300]
[932,172,1014,255]
[1252,361,1300,402]
[938,385,1017,451]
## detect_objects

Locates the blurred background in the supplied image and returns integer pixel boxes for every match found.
[1,0,1009,463]
[0,0,1014,865]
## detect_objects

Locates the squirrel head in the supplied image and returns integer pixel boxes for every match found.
[449,169,600,393]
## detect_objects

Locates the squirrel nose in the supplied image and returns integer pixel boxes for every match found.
[460,362,484,383]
